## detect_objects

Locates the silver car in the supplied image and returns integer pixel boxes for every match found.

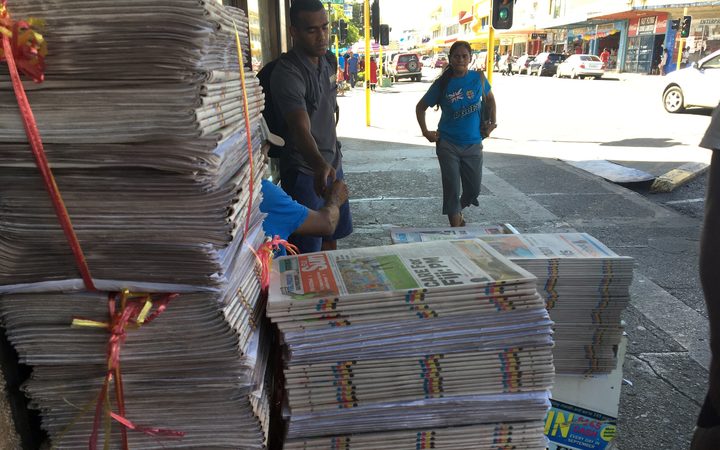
[662,49,720,113]
[557,54,604,79]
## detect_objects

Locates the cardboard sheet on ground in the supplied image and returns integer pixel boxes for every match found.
[564,160,655,183]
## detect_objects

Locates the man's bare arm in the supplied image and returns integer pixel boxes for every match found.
[284,109,336,196]
[295,180,348,236]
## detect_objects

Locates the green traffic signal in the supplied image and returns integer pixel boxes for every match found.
[498,8,509,20]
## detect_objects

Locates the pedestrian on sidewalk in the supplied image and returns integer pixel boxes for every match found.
[600,48,610,70]
[415,40,497,228]
[682,46,690,68]
[346,51,358,88]
[659,47,668,76]
[369,56,378,91]
[691,102,720,450]
[269,0,352,253]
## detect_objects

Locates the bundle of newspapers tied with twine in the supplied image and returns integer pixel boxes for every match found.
[267,240,555,449]
[0,0,273,447]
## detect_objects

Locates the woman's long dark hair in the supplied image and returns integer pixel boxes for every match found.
[435,40,473,106]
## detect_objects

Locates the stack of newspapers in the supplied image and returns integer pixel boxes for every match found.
[0,1,271,447]
[476,233,634,374]
[267,240,555,449]
[389,224,517,243]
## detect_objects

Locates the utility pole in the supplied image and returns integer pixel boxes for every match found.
[487,2,495,84]
[364,0,371,126]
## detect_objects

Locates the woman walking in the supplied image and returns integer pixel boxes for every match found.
[415,41,497,227]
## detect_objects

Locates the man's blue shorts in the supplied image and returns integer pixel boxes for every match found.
[281,168,353,253]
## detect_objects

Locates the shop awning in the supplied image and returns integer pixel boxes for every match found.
[459,10,473,25]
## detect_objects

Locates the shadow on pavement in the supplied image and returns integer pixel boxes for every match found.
[600,138,683,147]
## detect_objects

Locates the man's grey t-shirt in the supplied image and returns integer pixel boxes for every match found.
[269,48,339,175]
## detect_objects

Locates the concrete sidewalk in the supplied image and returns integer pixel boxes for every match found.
[337,130,709,450]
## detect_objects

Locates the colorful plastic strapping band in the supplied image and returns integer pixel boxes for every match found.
[0,0,46,83]
[232,18,256,239]
[71,290,184,449]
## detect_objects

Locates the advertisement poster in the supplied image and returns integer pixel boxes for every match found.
[545,400,617,450]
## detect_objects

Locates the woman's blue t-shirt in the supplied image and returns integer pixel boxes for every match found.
[421,70,491,146]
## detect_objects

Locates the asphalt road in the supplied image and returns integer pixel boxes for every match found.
[335,70,714,450]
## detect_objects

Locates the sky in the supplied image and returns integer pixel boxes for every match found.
[374,0,437,37]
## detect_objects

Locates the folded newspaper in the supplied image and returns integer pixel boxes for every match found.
[268,240,554,448]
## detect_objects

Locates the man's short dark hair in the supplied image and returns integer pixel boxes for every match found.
[290,0,325,27]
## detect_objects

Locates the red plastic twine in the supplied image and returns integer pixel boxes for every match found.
[1,3,95,291]
[256,236,298,290]
[232,19,255,239]
[74,292,182,449]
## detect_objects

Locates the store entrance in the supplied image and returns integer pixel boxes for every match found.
[597,33,620,70]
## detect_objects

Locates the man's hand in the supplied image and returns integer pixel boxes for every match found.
[325,179,349,206]
[314,162,336,197]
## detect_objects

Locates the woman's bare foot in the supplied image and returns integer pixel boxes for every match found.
[449,213,465,227]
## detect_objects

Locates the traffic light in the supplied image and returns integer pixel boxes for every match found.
[492,0,514,30]
[339,19,348,41]
[670,19,680,30]
[371,0,380,41]
[680,15,692,38]
[379,24,390,46]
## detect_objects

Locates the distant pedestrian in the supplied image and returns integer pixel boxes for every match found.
[659,48,668,75]
[600,48,610,69]
[494,50,500,70]
[369,56,378,91]
[690,103,720,450]
[682,46,690,68]
[415,40,497,227]
[346,51,358,87]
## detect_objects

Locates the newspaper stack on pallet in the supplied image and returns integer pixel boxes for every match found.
[0,1,272,447]
[476,233,634,374]
[267,240,555,449]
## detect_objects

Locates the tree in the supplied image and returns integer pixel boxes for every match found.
[330,4,360,49]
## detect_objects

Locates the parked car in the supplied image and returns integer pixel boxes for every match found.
[512,54,535,74]
[470,51,488,71]
[386,53,423,82]
[528,52,566,76]
[662,48,720,113]
[557,54,604,79]
[420,55,432,66]
[432,53,449,68]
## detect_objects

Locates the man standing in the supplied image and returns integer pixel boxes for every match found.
[691,103,720,449]
[600,48,610,70]
[269,0,352,253]
[346,50,359,88]
[682,46,690,68]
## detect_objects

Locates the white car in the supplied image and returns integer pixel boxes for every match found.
[557,54,604,79]
[662,49,720,113]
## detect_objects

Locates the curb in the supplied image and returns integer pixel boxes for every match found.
[650,161,709,193]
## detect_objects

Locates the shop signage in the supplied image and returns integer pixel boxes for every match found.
[531,32,547,39]
[637,16,657,35]
[698,18,720,25]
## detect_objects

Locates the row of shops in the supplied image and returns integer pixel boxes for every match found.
[422,4,720,74]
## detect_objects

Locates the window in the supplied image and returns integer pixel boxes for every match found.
[703,54,720,69]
